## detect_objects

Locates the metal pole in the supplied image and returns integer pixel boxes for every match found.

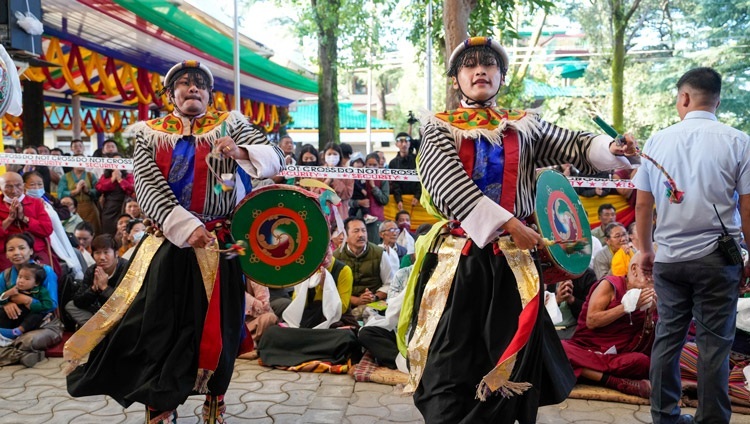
[72,94,81,140]
[425,1,433,111]
[366,65,373,154]
[233,0,241,111]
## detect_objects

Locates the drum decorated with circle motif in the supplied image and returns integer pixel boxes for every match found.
[232,185,330,288]
[534,169,592,284]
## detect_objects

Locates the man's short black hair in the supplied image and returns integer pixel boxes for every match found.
[598,203,616,215]
[343,216,366,232]
[91,234,118,253]
[395,210,411,222]
[395,132,411,141]
[677,67,722,97]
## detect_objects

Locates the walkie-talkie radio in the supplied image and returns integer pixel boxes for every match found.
[714,204,743,266]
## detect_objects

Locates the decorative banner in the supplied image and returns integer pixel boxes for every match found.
[0,154,637,189]
[567,177,635,190]
[0,153,132,170]
[280,165,418,182]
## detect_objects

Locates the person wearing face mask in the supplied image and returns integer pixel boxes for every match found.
[23,171,70,222]
[23,172,85,282]
[321,142,354,220]
[0,172,54,272]
[120,219,146,261]
[65,235,127,328]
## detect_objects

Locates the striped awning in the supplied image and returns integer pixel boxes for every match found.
[39,0,317,106]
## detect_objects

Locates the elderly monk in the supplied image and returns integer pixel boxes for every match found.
[562,252,658,398]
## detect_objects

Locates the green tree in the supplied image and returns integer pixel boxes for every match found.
[561,0,686,132]
[403,0,553,109]
[279,0,396,150]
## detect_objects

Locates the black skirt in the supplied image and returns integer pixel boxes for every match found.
[67,240,246,411]
[412,241,575,424]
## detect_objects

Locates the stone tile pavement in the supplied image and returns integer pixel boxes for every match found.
[1,357,749,423]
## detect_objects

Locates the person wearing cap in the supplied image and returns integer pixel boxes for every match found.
[397,37,639,423]
[388,132,421,212]
[65,60,285,424]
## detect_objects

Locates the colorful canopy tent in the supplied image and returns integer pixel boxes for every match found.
[41,0,316,105]
[2,0,317,138]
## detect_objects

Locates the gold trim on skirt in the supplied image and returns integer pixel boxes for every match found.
[63,235,165,374]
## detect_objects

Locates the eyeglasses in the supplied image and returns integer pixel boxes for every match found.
[396,138,410,143]
[381,228,400,233]
[608,233,628,239]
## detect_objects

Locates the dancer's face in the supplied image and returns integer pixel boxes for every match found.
[171,74,210,116]
[452,54,503,105]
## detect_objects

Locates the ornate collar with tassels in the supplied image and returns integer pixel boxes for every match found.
[423,107,541,146]
[127,110,246,150]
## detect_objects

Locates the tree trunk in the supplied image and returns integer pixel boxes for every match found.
[378,86,387,120]
[610,0,641,133]
[443,0,477,110]
[314,0,341,151]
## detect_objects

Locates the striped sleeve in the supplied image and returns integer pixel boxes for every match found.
[133,134,181,226]
[229,114,285,179]
[533,117,630,174]
[133,134,202,247]
[418,123,514,246]
[418,123,484,222]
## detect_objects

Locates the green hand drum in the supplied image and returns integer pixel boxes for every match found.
[232,185,330,288]
[534,169,592,284]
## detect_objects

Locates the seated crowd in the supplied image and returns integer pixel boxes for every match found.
[6,139,741,414]
[0,141,145,365]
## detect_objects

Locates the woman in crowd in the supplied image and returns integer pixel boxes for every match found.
[24,172,84,281]
[321,142,353,220]
[58,159,101,235]
[23,171,70,222]
[0,233,58,323]
[96,154,135,237]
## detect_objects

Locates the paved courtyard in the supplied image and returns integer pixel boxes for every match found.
[1,357,749,423]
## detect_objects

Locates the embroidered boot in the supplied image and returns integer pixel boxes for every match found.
[145,407,177,424]
[202,394,226,424]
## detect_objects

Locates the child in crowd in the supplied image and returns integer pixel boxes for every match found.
[347,152,377,224]
[0,263,52,343]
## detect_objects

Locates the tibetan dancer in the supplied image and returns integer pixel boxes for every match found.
[397,37,639,423]
[65,60,284,424]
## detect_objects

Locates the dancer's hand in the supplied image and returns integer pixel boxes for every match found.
[187,226,215,249]
[502,218,544,250]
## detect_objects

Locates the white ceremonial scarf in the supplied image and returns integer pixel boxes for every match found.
[42,202,84,280]
[282,269,342,329]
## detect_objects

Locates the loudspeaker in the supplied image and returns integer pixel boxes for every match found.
[0,0,42,56]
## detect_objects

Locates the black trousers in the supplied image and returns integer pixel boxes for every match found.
[359,326,398,369]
